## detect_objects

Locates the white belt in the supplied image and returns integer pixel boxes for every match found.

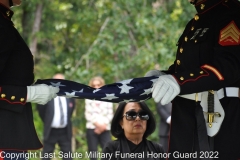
[178,87,239,137]
[179,87,239,101]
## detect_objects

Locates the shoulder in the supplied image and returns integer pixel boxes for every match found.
[0,17,8,33]
[105,140,119,148]
[146,140,165,153]
[0,17,15,43]
[102,140,119,153]
[0,13,13,29]
[101,101,113,107]
[85,99,91,102]
[85,99,93,105]
[218,3,240,22]
[0,15,7,26]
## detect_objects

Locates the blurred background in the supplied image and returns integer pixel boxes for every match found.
[11,0,195,159]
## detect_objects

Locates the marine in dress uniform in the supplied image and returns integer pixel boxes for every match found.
[146,0,240,159]
[0,2,42,150]
[0,0,59,159]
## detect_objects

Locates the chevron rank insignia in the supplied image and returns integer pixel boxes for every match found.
[219,21,240,46]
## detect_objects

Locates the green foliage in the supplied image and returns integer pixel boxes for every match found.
[11,0,195,159]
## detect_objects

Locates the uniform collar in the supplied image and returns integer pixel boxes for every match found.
[194,0,225,14]
[0,3,14,20]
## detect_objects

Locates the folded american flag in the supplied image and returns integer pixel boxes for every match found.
[35,76,159,103]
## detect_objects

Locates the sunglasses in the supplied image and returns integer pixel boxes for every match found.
[123,110,149,121]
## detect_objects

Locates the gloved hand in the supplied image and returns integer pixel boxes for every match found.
[26,84,59,105]
[144,69,166,77]
[152,75,180,105]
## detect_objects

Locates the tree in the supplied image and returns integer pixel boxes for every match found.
[12,1,195,158]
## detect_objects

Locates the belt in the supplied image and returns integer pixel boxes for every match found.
[179,87,239,101]
[178,87,239,138]
[178,87,238,154]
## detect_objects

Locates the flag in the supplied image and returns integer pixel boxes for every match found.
[35,76,159,103]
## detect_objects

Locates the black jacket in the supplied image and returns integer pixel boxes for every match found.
[165,0,240,94]
[102,137,165,160]
[37,98,75,141]
[0,3,42,150]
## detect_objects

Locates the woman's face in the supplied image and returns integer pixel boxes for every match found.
[92,80,102,89]
[120,102,148,138]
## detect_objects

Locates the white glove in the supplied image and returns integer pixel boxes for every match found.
[152,75,180,105]
[27,84,59,105]
[144,69,166,77]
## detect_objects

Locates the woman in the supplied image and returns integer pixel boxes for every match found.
[102,102,165,160]
[0,0,59,159]
[85,76,113,160]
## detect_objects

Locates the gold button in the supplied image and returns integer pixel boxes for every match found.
[177,60,181,65]
[6,11,10,16]
[184,37,188,42]
[201,4,205,10]
[11,96,15,100]
[200,71,204,74]
[180,77,184,81]
[191,26,194,31]
[180,48,183,53]
[195,40,197,43]
[20,98,25,102]
[1,94,6,98]
[190,73,194,76]
[194,15,199,21]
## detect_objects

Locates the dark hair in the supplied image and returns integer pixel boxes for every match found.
[111,102,156,139]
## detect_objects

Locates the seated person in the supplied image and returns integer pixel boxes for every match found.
[102,102,165,160]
